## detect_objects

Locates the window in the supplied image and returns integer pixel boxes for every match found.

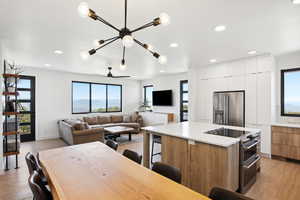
[144,85,154,107]
[281,68,300,117]
[180,80,188,122]
[72,81,122,114]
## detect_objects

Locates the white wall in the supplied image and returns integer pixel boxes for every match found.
[275,50,300,124]
[141,73,188,122]
[189,55,276,155]
[22,67,141,140]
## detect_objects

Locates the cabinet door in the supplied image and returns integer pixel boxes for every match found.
[257,72,271,125]
[245,58,258,74]
[227,75,246,91]
[257,56,274,73]
[245,73,257,124]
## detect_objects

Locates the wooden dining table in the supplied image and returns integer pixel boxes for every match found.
[39,142,211,200]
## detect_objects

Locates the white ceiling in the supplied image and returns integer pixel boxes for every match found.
[1,0,300,79]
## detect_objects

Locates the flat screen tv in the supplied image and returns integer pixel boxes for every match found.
[152,90,173,106]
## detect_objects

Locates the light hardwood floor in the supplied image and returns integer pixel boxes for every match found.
[0,134,300,200]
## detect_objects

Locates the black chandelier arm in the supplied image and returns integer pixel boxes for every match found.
[130,21,155,33]
[103,36,120,44]
[133,38,158,57]
[125,0,128,28]
[90,36,120,55]
[95,16,120,32]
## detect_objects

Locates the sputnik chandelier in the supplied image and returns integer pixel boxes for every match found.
[78,0,170,69]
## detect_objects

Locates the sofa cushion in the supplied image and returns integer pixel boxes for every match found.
[123,115,132,123]
[83,116,98,125]
[119,123,140,128]
[111,115,123,123]
[131,112,139,122]
[97,116,111,124]
[73,122,89,131]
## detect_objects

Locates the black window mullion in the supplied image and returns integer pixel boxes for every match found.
[106,84,108,112]
[89,83,92,113]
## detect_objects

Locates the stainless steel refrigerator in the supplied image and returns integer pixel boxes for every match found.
[213,91,245,127]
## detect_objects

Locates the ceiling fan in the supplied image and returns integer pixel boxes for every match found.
[106,67,130,78]
[78,0,170,70]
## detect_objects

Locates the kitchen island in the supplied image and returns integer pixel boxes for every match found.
[142,122,260,195]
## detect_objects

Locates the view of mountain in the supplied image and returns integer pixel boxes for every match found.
[73,99,121,113]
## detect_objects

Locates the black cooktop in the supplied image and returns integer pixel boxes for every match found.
[205,128,250,138]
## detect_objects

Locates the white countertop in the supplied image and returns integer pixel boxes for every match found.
[271,123,300,129]
[142,122,261,148]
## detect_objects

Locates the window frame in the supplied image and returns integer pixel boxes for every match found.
[143,85,154,106]
[72,81,122,114]
[180,80,188,122]
[281,67,300,117]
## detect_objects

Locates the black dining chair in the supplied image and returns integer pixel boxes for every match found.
[28,171,53,200]
[25,152,48,186]
[209,187,254,200]
[123,149,142,164]
[151,135,161,164]
[152,162,181,184]
[105,139,119,151]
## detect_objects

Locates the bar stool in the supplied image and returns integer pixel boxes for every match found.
[151,135,161,164]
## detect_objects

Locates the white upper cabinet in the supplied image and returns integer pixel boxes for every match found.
[227,75,246,91]
[230,60,246,76]
[245,58,258,74]
[245,73,257,124]
[256,72,271,124]
[257,55,274,73]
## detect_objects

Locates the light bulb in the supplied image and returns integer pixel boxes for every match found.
[80,50,89,60]
[78,2,89,18]
[158,55,167,64]
[159,13,170,26]
[93,39,100,47]
[292,0,300,4]
[120,63,127,70]
[147,44,154,51]
[122,35,134,48]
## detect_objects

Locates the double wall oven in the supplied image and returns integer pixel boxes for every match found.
[205,127,260,193]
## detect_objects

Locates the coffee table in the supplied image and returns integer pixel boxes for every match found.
[104,126,135,141]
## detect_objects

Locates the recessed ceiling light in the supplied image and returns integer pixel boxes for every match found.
[160,70,165,73]
[292,0,300,4]
[214,25,226,32]
[54,50,63,54]
[170,43,179,48]
[248,50,257,55]
[210,59,217,63]
[44,64,51,67]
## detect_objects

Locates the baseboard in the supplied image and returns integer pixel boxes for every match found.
[36,135,60,141]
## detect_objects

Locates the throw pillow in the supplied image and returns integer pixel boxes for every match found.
[123,115,132,123]
[111,115,123,123]
[83,116,98,125]
[97,116,111,124]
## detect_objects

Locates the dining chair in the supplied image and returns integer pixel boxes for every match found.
[25,152,48,185]
[152,162,181,184]
[209,187,254,200]
[105,139,119,151]
[28,171,53,200]
[123,149,142,164]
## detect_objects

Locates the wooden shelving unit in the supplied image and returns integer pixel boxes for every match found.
[2,60,20,170]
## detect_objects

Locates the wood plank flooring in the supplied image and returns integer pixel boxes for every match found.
[0,134,300,200]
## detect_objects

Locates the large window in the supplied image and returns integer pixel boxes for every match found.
[144,85,154,107]
[72,81,122,114]
[180,80,188,122]
[281,68,300,117]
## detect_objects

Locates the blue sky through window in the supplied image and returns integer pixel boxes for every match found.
[284,70,300,114]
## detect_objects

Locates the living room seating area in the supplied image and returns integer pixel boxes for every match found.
[58,112,143,145]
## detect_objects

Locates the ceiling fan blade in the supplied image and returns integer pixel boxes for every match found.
[112,76,131,78]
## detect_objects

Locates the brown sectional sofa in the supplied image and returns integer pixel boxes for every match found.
[58,112,143,145]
